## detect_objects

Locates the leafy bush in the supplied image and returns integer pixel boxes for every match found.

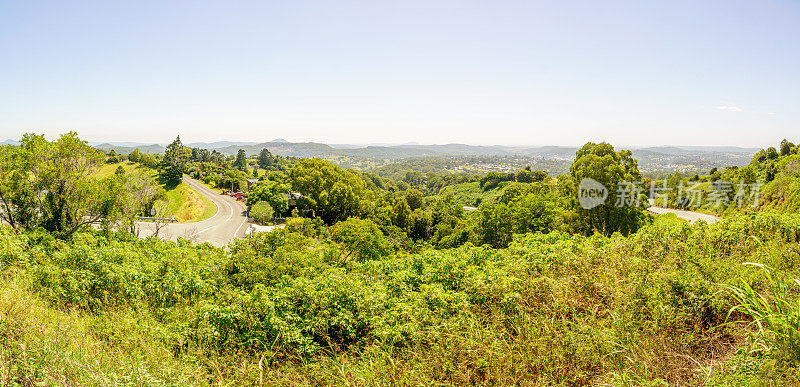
[330,218,392,262]
[4,211,800,384]
[249,201,274,224]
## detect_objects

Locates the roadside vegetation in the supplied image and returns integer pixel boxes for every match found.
[163,182,216,222]
[2,133,800,384]
[95,160,215,223]
[2,212,800,384]
[655,139,800,216]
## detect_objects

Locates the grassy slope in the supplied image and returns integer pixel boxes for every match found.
[4,213,800,384]
[159,183,216,222]
[438,181,509,207]
[96,161,216,222]
[94,161,157,179]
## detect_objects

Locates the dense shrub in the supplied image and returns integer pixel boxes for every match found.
[249,201,274,224]
[3,211,800,384]
[329,218,393,262]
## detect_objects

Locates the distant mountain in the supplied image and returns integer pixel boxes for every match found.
[666,145,760,154]
[1,139,19,146]
[328,143,364,149]
[88,141,161,148]
[94,143,165,155]
[341,146,441,159]
[395,143,511,156]
[185,141,258,149]
[216,141,339,158]
[271,138,289,143]
[634,146,757,156]
[84,138,760,173]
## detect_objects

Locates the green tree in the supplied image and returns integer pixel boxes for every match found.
[0,144,23,228]
[234,149,248,171]
[249,201,274,223]
[392,196,412,229]
[330,218,392,262]
[246,180,290,215]
[160,136,190,185]
[405,188,423,211]
[0,132,130,238]
[780,139,795,156]
[516,168,548,183]
[569,142,646,235]
[257,148,275,170]
[767,147,780,160]
[472,191,562,248]
[128,148,141,163]
[409,208,433,240]
[289,158,371,223]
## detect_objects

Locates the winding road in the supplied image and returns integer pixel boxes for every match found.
[647,206,720,224]
[135,176,251,246]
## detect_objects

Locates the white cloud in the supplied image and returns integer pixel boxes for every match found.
[717,105,743,111]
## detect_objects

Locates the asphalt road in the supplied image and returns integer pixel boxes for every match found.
[647,206,721,224]
[135,176,251,246]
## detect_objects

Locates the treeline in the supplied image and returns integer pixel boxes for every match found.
[241,141,650,248]
[654,138,800,215]
[5,207,800,384]
[6,133,800,384]
[0,133,162,238]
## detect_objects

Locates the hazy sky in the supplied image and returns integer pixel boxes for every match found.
[1,0,798,147]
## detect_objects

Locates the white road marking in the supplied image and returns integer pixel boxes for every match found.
[189,225,217,237]
[224,199,233,223]
[234,215,248,238]
[137,177,251,244]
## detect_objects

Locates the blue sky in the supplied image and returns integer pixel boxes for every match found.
[1,0,798,147]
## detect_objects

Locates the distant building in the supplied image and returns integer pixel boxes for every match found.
[283,192,305,207]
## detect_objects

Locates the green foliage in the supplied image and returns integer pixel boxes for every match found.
[246,179,290,214]
[12,131,800,384]
[438,181,507,207]
[233,149,247,171]
[0,133,146,238]
[759,155,800,213]
[479,171,515,190]
[4,211,800,384]
[257,148,277,170]
[570,142,648,235]
[515,167,548,183]
[249,201,274,223]
[330,218,392,262]
[472,189,565,248]
[289,158,373,223]
[727,263,800,363]
[160,136,190,185]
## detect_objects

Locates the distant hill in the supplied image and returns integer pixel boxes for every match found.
[185,141,258,149]
[94,143,165,155]
[88,141,160,148]
[84,138,760,172]
[1,139,19,146]
[216,142,339,158]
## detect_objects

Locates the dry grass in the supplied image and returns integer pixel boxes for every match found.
[163,183,216,223]
[0,270,217,385]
